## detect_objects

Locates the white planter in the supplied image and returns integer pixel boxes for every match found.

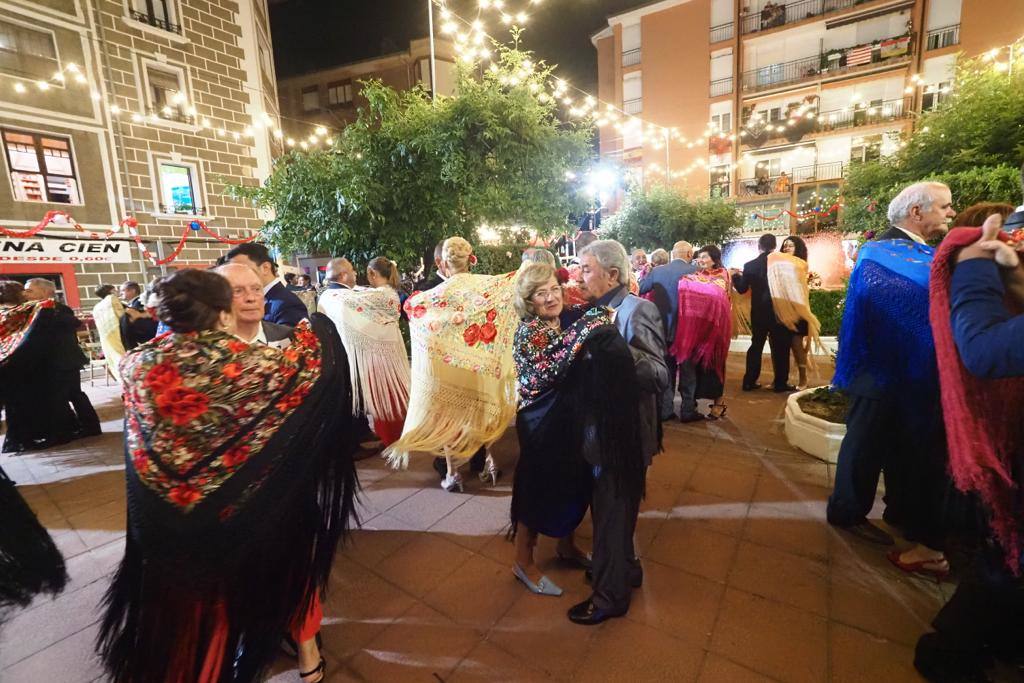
[784,387,845,464]
[730,335,838,355]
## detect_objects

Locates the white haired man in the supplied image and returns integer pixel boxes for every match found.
[827,182,955,557]
[570,239,668,625]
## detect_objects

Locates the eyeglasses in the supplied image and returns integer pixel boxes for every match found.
[531,288,563,301]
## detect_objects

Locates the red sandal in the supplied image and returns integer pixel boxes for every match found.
[886,550,950,583]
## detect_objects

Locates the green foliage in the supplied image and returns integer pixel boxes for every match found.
[841,43,1024,233]
[473,244,530,275]
[602,185,741,250]
[809,288,845,337]
[226,47,593,269]
[797,386,849,423]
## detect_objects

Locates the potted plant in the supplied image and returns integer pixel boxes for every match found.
[785,386,848,463]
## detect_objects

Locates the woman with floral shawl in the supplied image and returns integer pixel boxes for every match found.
[0,281,68,622]
[318,256,409,446]
[385,237,518,492]
[771,236,823,390]
[670,246,732,420]
[92,284,127,382]
[98,269,358,683]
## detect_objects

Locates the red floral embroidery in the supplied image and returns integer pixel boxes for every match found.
[222,362,243,379]
[222,445,250,467]
[479,322,497,344]
[155,387,209,426]
[131,448,149,471]
[412,305,427,319]
[227,340,249,354]
[486,309,497,322]
[144,362,181,392]
[169,484,202,507]
[530,331,548,349]
[463,323,480,346]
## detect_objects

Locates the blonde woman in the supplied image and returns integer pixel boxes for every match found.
[318,256,410,446]
[386,237,518,492]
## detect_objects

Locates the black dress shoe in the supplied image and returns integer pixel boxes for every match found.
[660,413,678,422]
[741,382,762,392]
[584,567,643,588]
[773,384,797,393]
[836,520,894,546]
[678,413,706,423]
[567,598,626,626]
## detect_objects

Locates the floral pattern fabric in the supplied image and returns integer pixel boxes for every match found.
[514,307,613,409]
[0,299,54,365]
[120,320,322,512]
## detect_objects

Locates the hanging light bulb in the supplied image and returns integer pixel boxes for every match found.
[13,82,26,94]
[37,81,50,91]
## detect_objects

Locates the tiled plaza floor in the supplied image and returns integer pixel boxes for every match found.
[0,354,996,682]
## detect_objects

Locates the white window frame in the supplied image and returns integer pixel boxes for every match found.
[327,81,353,107]
[1,127,85,206]
[135,56,196,130]
[0,17,63,85]
[301,85,320,112]
[711,112,732,133]
[148,152,207,218]
[921,80,952,111]
[122,0,188,44]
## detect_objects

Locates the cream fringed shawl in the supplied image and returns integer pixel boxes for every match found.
[317,286,410,423]
[384,272,518,469]
[767,252,824,355]
[92,294,126,382]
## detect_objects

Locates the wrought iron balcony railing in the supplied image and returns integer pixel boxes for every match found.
[623,98,642,114]
[740,0,866,35]
[710,76,734,97]
[129,9,182,35]
[622,48,641,67]
[710,22,734,43]
[926,24,960,51]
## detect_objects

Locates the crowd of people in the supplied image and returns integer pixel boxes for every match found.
[1,168,1023,682]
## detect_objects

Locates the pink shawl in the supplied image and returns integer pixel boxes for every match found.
[670,268,732,381]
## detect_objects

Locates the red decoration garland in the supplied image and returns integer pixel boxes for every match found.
[751,203,841,222]
[0,212,260,266]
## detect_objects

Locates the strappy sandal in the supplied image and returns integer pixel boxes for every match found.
[299,658,325,682]
[706,403,728,421]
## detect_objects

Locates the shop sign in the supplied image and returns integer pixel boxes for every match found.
[0,237,133,263]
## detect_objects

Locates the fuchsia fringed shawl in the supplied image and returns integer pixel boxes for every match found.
[670,268,732,382]
[930,227,1024,573]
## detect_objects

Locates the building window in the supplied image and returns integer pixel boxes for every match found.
[327,81,353,107]
[301,86,319,112]
[156,160,200,214]
[0,20,59,80]
[128,0,181,34]
[2,129,81,204]
[850,134,882,163]
[754,157,781,178]
[710,112,732,133]
[921,81,952,112]
[144,64,191,123]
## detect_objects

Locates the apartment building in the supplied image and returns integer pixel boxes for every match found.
[277,37,456,138]
[593,0,1024,235]
[0,0,280,310]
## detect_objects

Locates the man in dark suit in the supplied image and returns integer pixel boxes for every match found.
[215,263,295,347]
[23,279,101,439]
[639,240,697,421]
[320,257,357,292]
[226,243,307,327]
[571,239,668,626]
[732,233,794,393]
[414,241,446,292]
[827,182,956,547]
[118,280,157,350]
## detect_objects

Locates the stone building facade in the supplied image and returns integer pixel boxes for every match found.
[0,0,281,310]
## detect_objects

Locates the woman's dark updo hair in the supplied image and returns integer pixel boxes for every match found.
[698,245,723,269]
[0,280,25,305]
[153,269,232,333]
[781,236,809,261]
[94,284,116,299]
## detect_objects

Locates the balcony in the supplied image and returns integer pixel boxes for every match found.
[736,162,844,196]
[128,9,182,35]
[623,98,642,114]
[740,0,870,35]
[926,24,960,51]
[791,161,844,182]
[740,33,913,94]
[815,96,912,133]
[622,48,641,67]
[710,77,734,98]
[710,22,735,43]
[147,107,195,125]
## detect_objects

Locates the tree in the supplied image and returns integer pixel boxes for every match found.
[842,40,1024,233]
[602,184,740,250]
[226,47,593,268]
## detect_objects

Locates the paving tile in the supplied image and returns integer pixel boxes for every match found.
[829,622,924,683]
[669,490,750,538]
[448,640,553,681]
[727,541,828,616]
[341,515,418,569]
[386,487,472,531]
[685,465,759,502]
[573,618,705,682]
[698,654,777,682]
[0,623,104,683]
[751,472,832,507]
[422,553,523,631]
[626,559,725,648]
[428,497,512,551]
[645,521,740,583]
[743,503,832,562]
[710,588,828,683]
[373,534,474,599]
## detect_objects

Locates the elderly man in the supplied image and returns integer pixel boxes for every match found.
[827,182,955,550]
[321,257,357,291]
[214,263,292,346]
[733,233,793,393]
[23,279,100,440]
[639,241,697,420]
[414,241,446,292]
[118,280,157,350]
[570,239,668,626]
[226,243,307,326]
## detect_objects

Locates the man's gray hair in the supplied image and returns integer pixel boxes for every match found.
[580,239,630,287]
[325,257,352,282]
[887,182,948,226]
[25,278,55,296]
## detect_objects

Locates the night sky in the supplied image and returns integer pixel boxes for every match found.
[270,0,645,93]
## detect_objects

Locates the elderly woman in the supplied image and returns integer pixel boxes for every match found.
[98,269,358,683]
[387,237,519,492]
[671,245,732,421]
[510,262,618,595]
[318,256,410,446]
[649,249,670,268]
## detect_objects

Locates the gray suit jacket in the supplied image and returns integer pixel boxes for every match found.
[261,320,293,343]
[608,288,669,464]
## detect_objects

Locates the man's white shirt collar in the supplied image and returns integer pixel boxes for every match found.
[263,280,277,295]
[894,226,927,245]
[235,324,267,346]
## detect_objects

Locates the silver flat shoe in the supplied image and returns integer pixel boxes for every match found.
[513,563,563,596]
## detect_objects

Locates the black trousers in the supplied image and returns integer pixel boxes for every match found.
[590,467,642,613]
[660,353,691,420]
[59,369,100,433]
[743,321,792,390]
[827,393,947,549]
[915,548,1024,679]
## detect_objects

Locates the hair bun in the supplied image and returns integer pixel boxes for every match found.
[153,269,232,333]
